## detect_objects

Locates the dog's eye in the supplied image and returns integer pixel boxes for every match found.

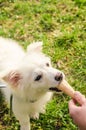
[46,63,50,67]
[35,75,42,81]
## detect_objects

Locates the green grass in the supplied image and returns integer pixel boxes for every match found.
[0,0,86,129]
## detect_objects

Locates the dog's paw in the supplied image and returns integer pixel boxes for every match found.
[30,113,39,119]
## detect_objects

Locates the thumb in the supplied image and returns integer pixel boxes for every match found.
[74,91,86,106]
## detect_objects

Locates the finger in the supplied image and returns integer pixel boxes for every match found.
[69,99,78,110]
[68,99,79,117]
[74,91,86,106]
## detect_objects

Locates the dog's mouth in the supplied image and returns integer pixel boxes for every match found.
[49,87,61,92]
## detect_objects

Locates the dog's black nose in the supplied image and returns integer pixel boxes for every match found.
[55,73,63,81]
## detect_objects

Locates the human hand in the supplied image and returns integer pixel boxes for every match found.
[69,91,86,130]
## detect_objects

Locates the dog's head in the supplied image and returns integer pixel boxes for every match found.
[1,42,64,99]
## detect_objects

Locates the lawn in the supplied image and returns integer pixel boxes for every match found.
[0,0,86,130]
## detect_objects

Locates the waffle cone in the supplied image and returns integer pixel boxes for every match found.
[57,80,75,98]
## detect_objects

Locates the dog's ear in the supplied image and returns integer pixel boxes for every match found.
[27,42,43,53]
[1,70,22,88]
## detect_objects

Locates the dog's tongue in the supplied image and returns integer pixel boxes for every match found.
[57,80,75,98]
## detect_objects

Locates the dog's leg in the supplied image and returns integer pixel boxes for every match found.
[13,110,30,130]
[19,115,30,130]
[20,120,30,130]
[17,114,30,130]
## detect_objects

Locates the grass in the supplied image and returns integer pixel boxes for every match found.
[0,0,86,129]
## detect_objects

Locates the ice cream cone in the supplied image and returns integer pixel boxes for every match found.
[57,80,75,98]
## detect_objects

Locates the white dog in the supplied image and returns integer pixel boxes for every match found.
[0,37,64,130]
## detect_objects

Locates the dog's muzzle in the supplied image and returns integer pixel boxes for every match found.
[54,73,63,82]
[49,72,63,92]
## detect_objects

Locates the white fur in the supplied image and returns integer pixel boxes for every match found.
[0,37,64,130]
